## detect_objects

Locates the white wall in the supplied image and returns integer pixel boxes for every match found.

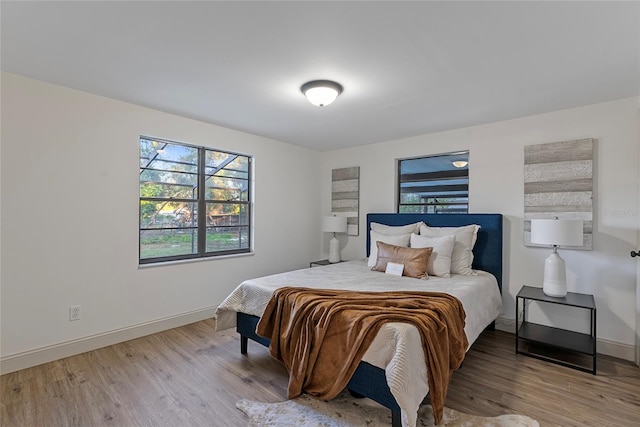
[320,97,639,356]
[2,72,637,370]
[636,108,640,365]
[0,73,321,369]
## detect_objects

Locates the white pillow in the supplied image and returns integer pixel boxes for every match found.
[370,221,422,235]
[419,224,480,275]
[367,230,411,267]
[410,233,456,278]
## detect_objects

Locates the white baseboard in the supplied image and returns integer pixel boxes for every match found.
[0,306,216,375]
[493,316,636,362]
[3,311,635,375]
[597,336,636,362]
[494,316,517,333]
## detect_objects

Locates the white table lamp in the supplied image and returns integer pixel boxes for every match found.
[530,218,583,297]
[322,216,348,263]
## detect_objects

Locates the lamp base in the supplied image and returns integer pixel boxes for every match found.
[328,236,341,263]
[542,252,567,297]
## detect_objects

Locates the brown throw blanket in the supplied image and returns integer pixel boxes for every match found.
[256,287,468,425]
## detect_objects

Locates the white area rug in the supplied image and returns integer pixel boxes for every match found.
[237,391,539,427]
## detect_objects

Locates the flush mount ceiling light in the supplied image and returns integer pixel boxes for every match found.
[301,80,343,107]
[452,160,468,168]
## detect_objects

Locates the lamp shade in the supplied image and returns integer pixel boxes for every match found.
[322,216,347,233]
[530,219,583,246]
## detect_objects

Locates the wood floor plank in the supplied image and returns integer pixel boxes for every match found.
[2,320,639,426]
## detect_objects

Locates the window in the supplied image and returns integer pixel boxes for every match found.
[397,151,469,214]
[139,137,251,264]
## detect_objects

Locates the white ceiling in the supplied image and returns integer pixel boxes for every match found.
[2,1,638,151]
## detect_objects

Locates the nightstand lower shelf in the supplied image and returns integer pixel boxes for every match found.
[515,286,596,375]
[517,322,596,374]
[518,322,595,354]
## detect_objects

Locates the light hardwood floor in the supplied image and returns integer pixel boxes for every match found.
[2,320,639,426]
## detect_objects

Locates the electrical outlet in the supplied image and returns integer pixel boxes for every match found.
[69,305,81,321]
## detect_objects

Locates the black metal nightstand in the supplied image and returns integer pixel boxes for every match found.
[516,285,596,374]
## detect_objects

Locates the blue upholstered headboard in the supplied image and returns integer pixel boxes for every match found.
[366,213,503,293]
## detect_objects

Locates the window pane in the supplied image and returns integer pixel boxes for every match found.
[139,228,198,259]
[206,226,249,252]
[141,159,198,175]
[204,187,245,201]
[400,192,469,204]
[140,170,198,188]
[399,205,427,214]
[140,141,198,190]
[140,137,252,263]
[398,151,469,214]
[205,150,248,167]
[215,169,248,179]
[204,176,248,201]
[141,138,197,162]
[205,152,249,175]
[205,175,248,189]
[140,201,197,229]
[140,181,197,200]
[206,203,249,226]
[226,155,249,172]
[204,150,233,169]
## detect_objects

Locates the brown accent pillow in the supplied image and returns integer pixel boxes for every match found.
[372,241,433,279]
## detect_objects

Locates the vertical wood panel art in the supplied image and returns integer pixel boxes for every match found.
[332,167,360,236]
[523,139,593,249]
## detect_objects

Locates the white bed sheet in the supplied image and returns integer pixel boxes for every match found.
[215,259,502,427]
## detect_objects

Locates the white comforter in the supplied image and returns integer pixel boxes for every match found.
[215,259,502,427]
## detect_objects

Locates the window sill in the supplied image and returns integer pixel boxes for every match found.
[138,251,254,269]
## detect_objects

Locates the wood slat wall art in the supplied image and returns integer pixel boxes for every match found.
[523,138,593,249]
[331,166,360,236]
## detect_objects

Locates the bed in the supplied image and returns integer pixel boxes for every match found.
[215,213,503,427]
